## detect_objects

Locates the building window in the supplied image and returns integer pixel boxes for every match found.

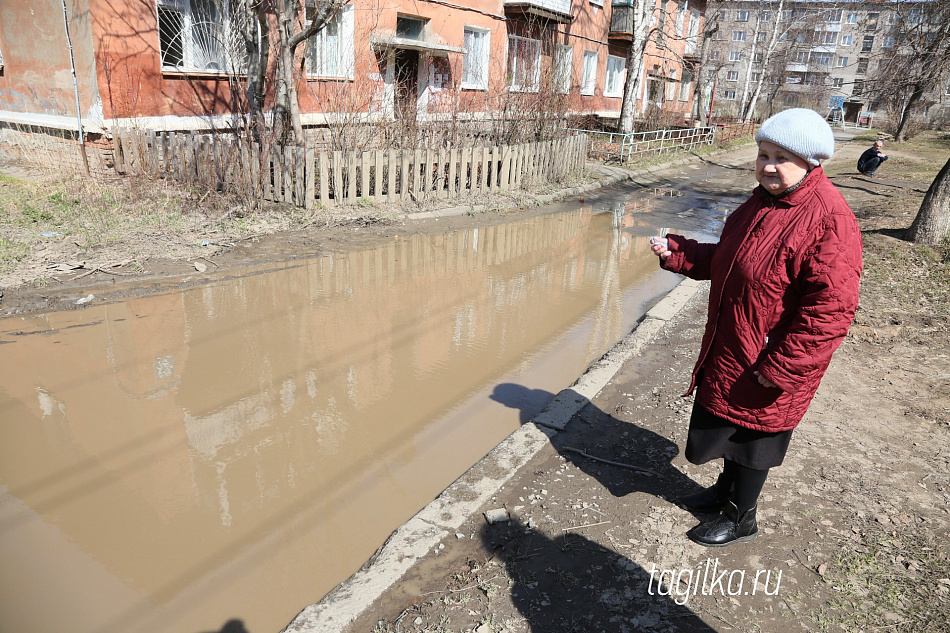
[811,52,832,66]
[836,56,848,67]
[580,49,598,96]
[862,36,874,52]
[833,77,844,88]
[157,0,244,73]
[729,50,742,62]
[733,31,746,42]
[604,55,626,98]
[754,52,764,64]
[554,44,572,94]
[679,70,693,101]
[793,51,808,63]
[825,9,842,23]
[666,69,677,101]
[750,72,760,83]
[508,35,542,92]
[716,10,725,20]
[724,90,736,100]
[846,12,857,24]
[866,13,879,31]
[727,70,739,81]
[816,31,837,45]
[710,50,721,60]
[882,36,895,49]
[461,27,490,90]
[736,11,750,22]
[306,4,354,79]
[675,6,686,37]
[761,10,771,22]
[841,34,853,46]
[757,32,767,43]
[857,58,869,74]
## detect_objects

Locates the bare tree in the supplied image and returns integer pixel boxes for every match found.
[907,156,950,245]
[618,1,658,134]
[273,0,348,145]
[742,0,786,122]
[867,1,950,142]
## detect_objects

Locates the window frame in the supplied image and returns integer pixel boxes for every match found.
[461,26,491,90]
[305,3,355,80]
[841,34,853,46]
[733,30,747,42]
[157,0,245,75]
[729,50,742,62]
[736,10,750,22]
[604,54,626,98]
[554,43,573,94]
[580,49,598,96]
[724,90,736,100]
[836,56,848,68]
[507,34,542,93]
[726,70,739,81]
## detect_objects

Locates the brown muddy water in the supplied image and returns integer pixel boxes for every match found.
[0,189,727,633]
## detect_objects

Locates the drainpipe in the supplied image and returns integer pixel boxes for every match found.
[61,0,90,175]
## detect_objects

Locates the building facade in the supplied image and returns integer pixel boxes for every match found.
[0,0,706,137]
[704,0,950,123]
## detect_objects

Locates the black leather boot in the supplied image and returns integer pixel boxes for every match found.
[687,501,758,547]
[680,482,731,513]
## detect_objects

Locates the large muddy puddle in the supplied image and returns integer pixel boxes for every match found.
[0,187,728,633]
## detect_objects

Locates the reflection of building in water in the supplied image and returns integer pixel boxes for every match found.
[0,206,671,632]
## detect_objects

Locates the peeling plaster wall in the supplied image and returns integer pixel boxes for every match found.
[0,0,101,122]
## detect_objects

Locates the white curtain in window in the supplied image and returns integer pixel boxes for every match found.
[554,44,572,94]
[581,50,597,96]
[307,4,354,79]
[462,28,489,89]
[605,55,625,97]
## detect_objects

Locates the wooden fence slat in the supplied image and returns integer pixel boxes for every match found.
[295,147,305,207]
[319,151,330,205]
[401,150,410,201]
[373,150,383,201]
[305,146,315,209]
[500,146,510,191]
[361,151,370,200]
[332,150,343,205]
[388,149,396,202]
[448,148,457,197]
[437,148,446,198]
[347,150,356,202]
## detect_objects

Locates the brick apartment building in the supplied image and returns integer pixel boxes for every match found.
[0,0,706,138]
[703,0,950,124]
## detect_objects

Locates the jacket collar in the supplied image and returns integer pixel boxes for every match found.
[753,166,825,208]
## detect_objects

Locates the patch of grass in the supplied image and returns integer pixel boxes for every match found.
[0,238,29,272]
[812,526,950,632]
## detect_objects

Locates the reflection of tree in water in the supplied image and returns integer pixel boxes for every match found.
[483,518,717,632]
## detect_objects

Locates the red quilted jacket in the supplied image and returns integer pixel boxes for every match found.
[662,167,863,432]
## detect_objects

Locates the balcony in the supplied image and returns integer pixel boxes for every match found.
[504,0,572,23]
[609,4,635,42]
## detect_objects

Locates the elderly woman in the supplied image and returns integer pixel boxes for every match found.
[651,108,863,547]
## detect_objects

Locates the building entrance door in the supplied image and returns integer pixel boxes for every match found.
[394,48,419,119]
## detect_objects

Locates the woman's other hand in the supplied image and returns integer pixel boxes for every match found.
[754,371,778,389]
[650,236,671,260]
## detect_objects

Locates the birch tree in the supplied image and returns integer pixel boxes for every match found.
[618,1,658,134]
[742,0,785,122]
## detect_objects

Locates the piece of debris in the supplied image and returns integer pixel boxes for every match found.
[483,508,509,525]
[194,261,208,272]
[76,294,94,305]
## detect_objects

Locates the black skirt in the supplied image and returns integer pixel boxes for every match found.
[685,402,793,469]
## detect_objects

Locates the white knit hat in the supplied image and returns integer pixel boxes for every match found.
[754,108,836,166]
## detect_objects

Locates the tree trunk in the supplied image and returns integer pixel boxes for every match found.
[894,86,924,143]
[743,0,784,122]
[907,156,950,245]
[619,1,652,134]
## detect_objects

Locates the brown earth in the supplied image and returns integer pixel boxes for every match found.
[2,131,949,633]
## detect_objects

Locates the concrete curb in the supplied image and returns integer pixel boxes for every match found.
[281,277,705,633]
